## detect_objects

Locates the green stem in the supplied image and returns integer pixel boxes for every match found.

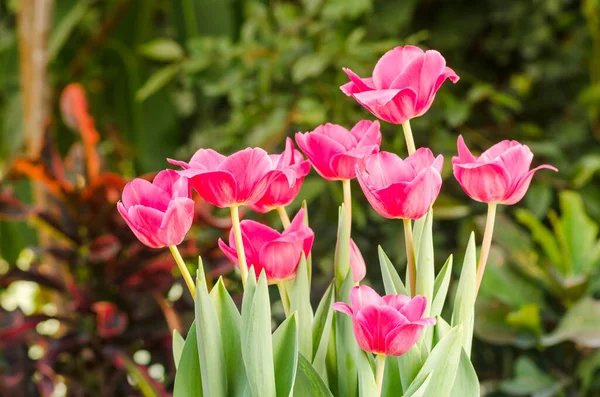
[168,245,196,299]
[230,205,248,287]
[401,120,416,155]
[475,202,498,297]
[342,179,352,236]
[277,282,291,317]
[403,219,417,297]
[276,205,291,229]
[375,354,386,396]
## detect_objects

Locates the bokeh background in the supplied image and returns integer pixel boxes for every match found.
[1,0,600,396]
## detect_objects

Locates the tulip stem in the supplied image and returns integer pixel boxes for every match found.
[401,120,416,155]
[342,179,352,236]
[277,281,291,317]
[475,202,497,297]
[375,354,386,396]
[230,205,249,288]
[276,206,291,229]
[403,219,417,297]
[168,245,196,300]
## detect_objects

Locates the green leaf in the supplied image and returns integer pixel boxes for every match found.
[136,64,180,102]
[449,349,479,397]
[397,344,424,391]
[516,209,562,271]
[312,283,335,379]
[293,354,334,397]
[500,357,562,396]
[242,270,277,397]
[413,325,463,397]
[541,297,600,347]
[290,254,313,360]
[334,205,351,290]
[451,233,477,356]
[273,313,299,397]
[416,210,435,351]
[210,278,246,396]
[403,371,433,397]
[431,255,453,318]
[173,322,203,397]
[172,330,185,370]
[356,350,377,396]
[335,272,358,397]
[381,354,403,397]
[138,38,185,61]
[195,275,228,396]
[49,1,91,61]
[378,246,407,295]
[433,316,452,347]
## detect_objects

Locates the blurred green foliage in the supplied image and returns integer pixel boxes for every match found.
[2,0,600,395]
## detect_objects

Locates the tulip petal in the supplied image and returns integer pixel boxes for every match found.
[453,159,511,203]
[332,302,353,316]
[158,197,195,246]
[353,318,376,353]
[126,205,164,247]
[480,140,521,162]
[399,295,427,321]
[364,152,415,188]
[118,202,161,248]
[239,220,281,263]
[167,158,191,169]
[356,169,394,218]
[383,294,411,311]
[350,285,386,311]
[454,135,477,164]
[154,169,190,199]
[218,148,272,203]
[372,46,424,89]
[330,146,377,180]
[122,179,170,211]
[501,164,558,205]
[498,145,534,184]
[188,148,226,169]
[353,88,418,125]
[350,239,366,283]
[341,68,375,94]
[259,238,303,281]
[189,170,237,208]
[404,148,440,174]
[218,238,240,265]
[350,120,382,148]
[356,305,408,353]
[384,324,424,356]
[296,131,346,180]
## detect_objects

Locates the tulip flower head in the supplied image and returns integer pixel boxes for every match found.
[218,209,314,283]
[333,285,435,356]
[249,138,311,213]
[341,45,459,125]
[356,148,444,220]
[452,135,558,205]
[295,120,382,181]
[350,239,366,283]
[168,147,279,208]
[117,170,194,248]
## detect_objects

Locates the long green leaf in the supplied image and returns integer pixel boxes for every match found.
[273,313,299,397]
[378,246,407,295]
[449,349,480,397]
[356,350,377,396]
[293,354,335,397]
[381,352,403,397]
[173,322,202,397]
[416,210,435,351]
[335,272,358,397]
[172,330,185,370]
[210,278,246,396]
[242,270,277,397]
[431,255,453,318]
[334,205,351,290]
[397,345,423,391]
[291,254,313,360]
[403,371,434,397]
[451,233,477,356]
[195,275,228,396]
[312,283,335,380]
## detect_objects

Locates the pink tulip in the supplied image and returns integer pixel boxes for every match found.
[350,239,366,283]
[168,147,279,208]
[218,209,314,283]
[341,46,459,124]
[117,170,194,248]
[333,285,435,356]
[295,120,382,181]
[249,138,311,213]
[356,148,443,220]
[452,136,558,204]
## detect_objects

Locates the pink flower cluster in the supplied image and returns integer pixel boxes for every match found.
[118,45,556,358]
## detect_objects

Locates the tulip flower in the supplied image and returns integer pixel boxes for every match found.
[333,285,435,355]
[219,208,313,283]
[117,170,196,297]
[452,135,557,205]
[341,45,458,156]
[452,135,557,295]
[295,120,382,181]
[168,147,281,208]
[117,170,194,249]
[350,239,366,283]
[249,138,311,222]
[340,46,459,126]
[356,148,443,220]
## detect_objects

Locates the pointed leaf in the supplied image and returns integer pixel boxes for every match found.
[431,255,453,318]
[397,345,423,391]
[290,254,313,360]
[334,205,351,290]
[451,233,477,356]
[403,371,434,397]
[416,210,435,351]
[312,283,335,379]
[449,349,480,397]
[335,272,358,397]
[378,246,407,295]
[381,352,403,397]
[293,354,334,397]
[172,330,185,370]
[173,322,203,397]
[273,313,299,397]
[356,350,378,396]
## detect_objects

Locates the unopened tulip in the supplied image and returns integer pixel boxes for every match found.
[341,45,459,124]
[350,239,366,283]
[168,147,278,208]
[295,120,382,181]
[218,209,314,283]
[117,170,194,248]
[356,148,443,220]
[452,135,558,204]
[333,285,435,356]
[249,138,311,213]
